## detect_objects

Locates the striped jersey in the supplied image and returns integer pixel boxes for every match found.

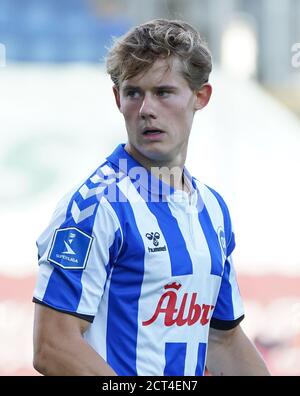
[33,144,244,376]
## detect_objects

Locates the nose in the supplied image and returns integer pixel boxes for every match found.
[139,94,157,120]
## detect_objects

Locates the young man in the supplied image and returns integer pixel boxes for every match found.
[33,19,270,376]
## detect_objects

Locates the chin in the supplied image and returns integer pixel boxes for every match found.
[141,147,173,163]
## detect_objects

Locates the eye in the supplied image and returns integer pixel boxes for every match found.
[156,89,168,97]
[125,89,140,98]
[156,88,173,98]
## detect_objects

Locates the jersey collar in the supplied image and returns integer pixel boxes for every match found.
[106,144,197,200]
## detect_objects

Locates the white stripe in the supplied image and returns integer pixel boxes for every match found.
[79,183,106,200]
[101,164,116,176]
[84,274,112,361]
[118,176,171,375]
[117,177,215,375]
[33,263,54,301]
[167,192,221,345]
[77,197,120,316]
[184,339,201,376]
[90,174,102,183]
[71,200,97,224]
[195,182,242,319]
[196,180,229,269]
[195,183,244,321]
[167,192,212,278]
[34,188,73,300]
[195,181,225,238]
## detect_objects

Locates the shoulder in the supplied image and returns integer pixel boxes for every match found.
[193,178,231,216]
[49,161,122,234]
[193,179,234,251]
[37,160,123,260]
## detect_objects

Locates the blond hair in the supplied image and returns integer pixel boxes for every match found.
[106,19,212,90]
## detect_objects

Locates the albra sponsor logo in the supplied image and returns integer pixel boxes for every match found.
[145,232,167,253]
[142,282,214,327]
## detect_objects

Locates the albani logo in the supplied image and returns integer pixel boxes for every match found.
[142,282,214,327]
[145,232,167,253]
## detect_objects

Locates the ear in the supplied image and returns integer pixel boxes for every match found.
[113,85,122,112]
[194,83,212,112]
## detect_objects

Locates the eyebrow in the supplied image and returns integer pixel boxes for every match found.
[122,85,178,91]
[122,85,141,91]
[155,85,178,91]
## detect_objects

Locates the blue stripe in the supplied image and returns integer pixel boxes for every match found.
[105,186,145,375]
[195,343,207,376]
[108,228,123,273]
[146,201,193,276]
[108,145,192,276]
[206,186,235,256]
[64,169,107,233]
[164,343,187,376]
[212,259,234,320]
[42,267,83,311]
[227,232,235,257]
[197,192,223,276]
[43,167,110,312]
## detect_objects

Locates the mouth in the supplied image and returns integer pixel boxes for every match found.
[142,128,165,136]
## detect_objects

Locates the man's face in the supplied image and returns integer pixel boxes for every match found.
[114,57,211,166]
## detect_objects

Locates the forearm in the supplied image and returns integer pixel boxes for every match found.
[33,304,117,376]
[206,326,270,376]
[34,335,116,376]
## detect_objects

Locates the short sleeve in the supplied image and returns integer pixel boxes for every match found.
[210,255,245,330]
[206,187,245,330]
[33,193,122,323]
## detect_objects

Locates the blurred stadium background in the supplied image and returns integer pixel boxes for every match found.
[0,0,300,376]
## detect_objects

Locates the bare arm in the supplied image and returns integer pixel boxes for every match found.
[206,324,270,376]
[33,303,117,376]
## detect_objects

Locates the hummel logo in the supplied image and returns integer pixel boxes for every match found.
[146,232,160,246]
[145,232,167,253]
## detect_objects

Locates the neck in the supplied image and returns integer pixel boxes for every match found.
[125,143,188,191]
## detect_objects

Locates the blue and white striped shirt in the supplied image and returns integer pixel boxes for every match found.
[33,144,244,376]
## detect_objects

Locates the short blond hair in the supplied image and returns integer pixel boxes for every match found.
[106,19,212,90]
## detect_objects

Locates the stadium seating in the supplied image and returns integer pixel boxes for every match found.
[0,0,131,62]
